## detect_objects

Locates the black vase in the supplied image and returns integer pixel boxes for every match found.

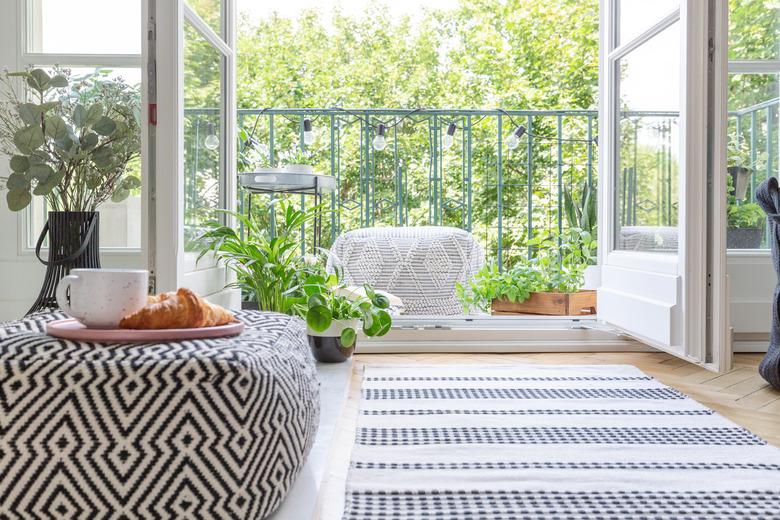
[27,211,100,315]
[308,335,355,363]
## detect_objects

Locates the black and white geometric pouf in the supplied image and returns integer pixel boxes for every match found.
[0,310,320,519]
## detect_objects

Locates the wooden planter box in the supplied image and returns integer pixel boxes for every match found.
[491,290,597,316]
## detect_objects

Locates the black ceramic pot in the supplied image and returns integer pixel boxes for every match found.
[308,335,355,363]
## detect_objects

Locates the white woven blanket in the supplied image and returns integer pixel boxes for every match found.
[344,364,780,519]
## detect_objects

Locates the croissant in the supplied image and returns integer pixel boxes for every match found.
[119,288,237,329]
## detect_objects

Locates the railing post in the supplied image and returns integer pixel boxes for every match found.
[466,115,473,232]
[587,115,593,186]
[497,114,503,270]
[751,110,757,203]
[394,124,402,226]
[330,114,337,242]
[299,116,306,255]
[268,114,276,237]
[526,114,533,260]
[557,114,563,245]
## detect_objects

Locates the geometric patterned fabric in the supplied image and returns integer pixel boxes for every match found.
[0,310,319,519]
[326,226,484,315]
[344,364,780,519]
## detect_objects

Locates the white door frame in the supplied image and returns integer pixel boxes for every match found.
[597,0,729,371]
[144,0,237,304]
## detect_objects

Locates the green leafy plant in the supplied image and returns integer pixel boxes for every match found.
[0,68,141,211]
[295,263,391,348]
[456,228,596,313]
[279,148,312,166]
[563,181,597,238]
[197,200,321,313]
[726,174,764,229]
[728,202,764,229]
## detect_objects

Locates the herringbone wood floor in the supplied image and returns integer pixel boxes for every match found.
[315,352,780,520]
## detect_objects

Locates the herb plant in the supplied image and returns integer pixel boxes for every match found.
[456,228,596,313]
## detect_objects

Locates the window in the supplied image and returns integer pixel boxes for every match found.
[22,1,142,250]
[726,0,779,250]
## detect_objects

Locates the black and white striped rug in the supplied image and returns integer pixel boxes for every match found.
[343,364,780,519]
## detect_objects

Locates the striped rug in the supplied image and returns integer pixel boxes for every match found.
[343,364,780,519]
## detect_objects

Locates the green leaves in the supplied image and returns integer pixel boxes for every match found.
[9,156,29,173]
[340,327,356,347]
[7,173,29,191]
[26,69,51,93]
[18,103,42,125]
[33,171,63,196]
[110,176,141,202]
[85,103,104,127]
[44,115,68,140]
[93,116,117,136]
[6,190,32,211]
[13,125,45,154]
[306,304,332,332]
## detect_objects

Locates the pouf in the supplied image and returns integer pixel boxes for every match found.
[326,226,484,315]
[0,310,320,519]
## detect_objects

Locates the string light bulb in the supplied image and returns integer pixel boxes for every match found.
[204,122,219,150]
[372,124,387,151]
[443,123,457,149]
[505,125,526,151]
[303,118,315,146]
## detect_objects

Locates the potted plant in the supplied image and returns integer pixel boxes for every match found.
[279,148,314,174]
[727,140,754,201]
[0,68,141,313]
[296,264,392,362]
[197,200,321,312]
[563,180,599,288]
[457,228,597,316]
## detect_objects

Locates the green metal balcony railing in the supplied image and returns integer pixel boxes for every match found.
[233,108,599,268]
[182,98,778,265]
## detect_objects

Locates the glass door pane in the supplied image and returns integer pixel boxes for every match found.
[183,20,224,252]
[616,0,679,45]
[615,22,680,252]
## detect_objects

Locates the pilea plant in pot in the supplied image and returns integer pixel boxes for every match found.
[457,228,597,316]
[296,264,392,363]
[0,68,141,313]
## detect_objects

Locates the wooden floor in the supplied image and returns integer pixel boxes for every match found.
[315,351,780,520]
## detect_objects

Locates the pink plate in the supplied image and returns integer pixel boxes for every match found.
[46,319,245,342]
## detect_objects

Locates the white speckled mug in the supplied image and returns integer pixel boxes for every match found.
[56,269,149,328]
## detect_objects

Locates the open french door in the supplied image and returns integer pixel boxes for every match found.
[142,0,239,307]
[597,0,731,371]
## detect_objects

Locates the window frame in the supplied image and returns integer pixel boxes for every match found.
[17,0,143,255]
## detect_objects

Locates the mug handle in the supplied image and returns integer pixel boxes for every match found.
[56,274,83,319]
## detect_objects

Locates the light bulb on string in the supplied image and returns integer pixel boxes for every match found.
[204,122,219,150]
[372,124,387,151]
[443,123,457,149]
[506,125,526,151]
[303,118,315,146]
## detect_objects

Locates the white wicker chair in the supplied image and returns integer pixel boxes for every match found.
[326,226,484,315]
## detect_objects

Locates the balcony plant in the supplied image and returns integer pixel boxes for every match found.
[294,262,391,362]
[457,228,597,316]
[197,200,320,313]
[0,68,140,313]
[727,174,765,249]
[279,148,314,174]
